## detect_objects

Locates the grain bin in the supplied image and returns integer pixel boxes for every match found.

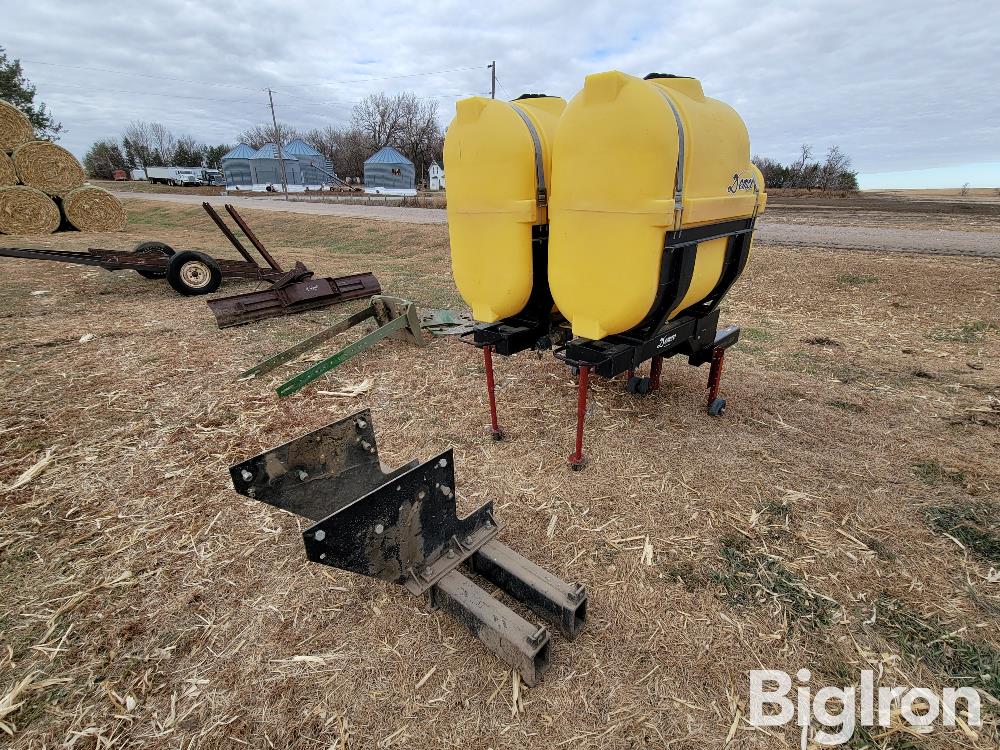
[445,95,565,323]
[548,72,766,341]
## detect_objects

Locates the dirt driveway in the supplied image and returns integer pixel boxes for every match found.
[109,191,1000,257]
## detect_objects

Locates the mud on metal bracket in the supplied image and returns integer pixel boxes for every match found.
[230,408,587,686]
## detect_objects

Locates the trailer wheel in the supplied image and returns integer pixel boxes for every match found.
[166,251,222,296]
[133,241,175,279]
[708,397,727,417]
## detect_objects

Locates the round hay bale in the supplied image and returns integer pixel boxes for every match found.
[62,185,127,232]
[0,151,15,186]
[0,186,61,234]
[0,100,34,153]
[12,140,85,195]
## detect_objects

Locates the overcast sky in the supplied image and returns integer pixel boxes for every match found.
[6,0,999,188]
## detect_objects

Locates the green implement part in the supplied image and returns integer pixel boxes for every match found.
[419,307,476,336]
[240,306,375,380]
[249,296,426,399]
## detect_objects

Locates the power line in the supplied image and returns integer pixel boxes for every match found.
[18,58,264,92]
[277,66,482,87]
[36,80,265,106]
[19,57,481,92]
[37,79,482,112]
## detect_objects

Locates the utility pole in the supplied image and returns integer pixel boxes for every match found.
[267,88,289,201]
[489,61,496,99]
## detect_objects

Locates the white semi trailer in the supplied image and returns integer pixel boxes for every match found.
[146,167,203,186]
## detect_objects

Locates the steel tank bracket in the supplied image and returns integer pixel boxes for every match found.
[229,408,588,686]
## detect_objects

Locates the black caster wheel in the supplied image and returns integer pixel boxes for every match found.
[570,366,580,377]
[708,397,727,417]
[627,376,651,395]
[489,427,506,441]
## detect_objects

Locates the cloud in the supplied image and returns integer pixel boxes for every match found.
[6,0,999,178]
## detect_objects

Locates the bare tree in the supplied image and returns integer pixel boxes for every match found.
[347,92,444,182]
[960,182,970,197]
[121,121,156,167]
[397,94,442,184]
[789,143,813,189]
[753,146,857,193]
[303,126,362,180]
[819,145,852,191]
[236,122,301,150]
[351,92,406,150]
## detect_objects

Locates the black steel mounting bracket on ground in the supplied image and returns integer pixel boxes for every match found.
[229,408,588,686]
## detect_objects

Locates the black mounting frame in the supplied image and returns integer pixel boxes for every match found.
[230,409,587,686]
[463,225,566,356]
[464,216,756,467]
[556,217,754,377]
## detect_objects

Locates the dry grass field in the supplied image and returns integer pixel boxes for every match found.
[90,179,225,197]
[1,198,998,748]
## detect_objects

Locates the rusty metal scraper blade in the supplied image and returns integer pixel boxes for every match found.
[208,271,381,328]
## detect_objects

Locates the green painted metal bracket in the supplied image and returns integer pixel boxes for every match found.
[240,306,375,380]
[270,296,427,399]
[420,308,476,336]
[276,314,410,398]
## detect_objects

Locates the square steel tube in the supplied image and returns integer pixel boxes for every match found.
[430,569,550,687]
[467,540,587,640]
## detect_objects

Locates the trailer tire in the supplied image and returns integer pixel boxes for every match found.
[133,241,175,279]
[166,251,222,296]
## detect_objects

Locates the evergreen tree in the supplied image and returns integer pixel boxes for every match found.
[0,46,62,139]
[83,139,128,179]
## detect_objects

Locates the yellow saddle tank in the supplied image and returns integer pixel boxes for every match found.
[444,95,566,322]
[548,72,766,340]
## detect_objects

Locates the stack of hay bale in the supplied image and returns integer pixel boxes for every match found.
[0,99,127,235]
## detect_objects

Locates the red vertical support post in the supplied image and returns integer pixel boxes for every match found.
[483,345,504,440]
[707,348,725,408]
[568,366,590,470]
[649,355,663,391]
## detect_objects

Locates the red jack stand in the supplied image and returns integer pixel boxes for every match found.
[568,366,591,470]
[649,355,663,392]
[483,345,505,440]
[707,348,726,416]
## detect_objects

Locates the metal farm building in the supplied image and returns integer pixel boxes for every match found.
[250,143,301,188]
[364,146,416,195]
[220,143,256,189]
[284,139,335,186]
